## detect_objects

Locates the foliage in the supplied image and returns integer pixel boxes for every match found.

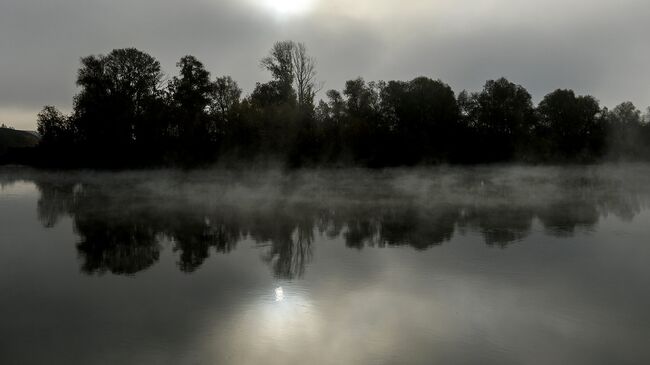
[536,89,605,161]
[27,43,650,168]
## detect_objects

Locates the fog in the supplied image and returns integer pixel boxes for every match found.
[1,164,650,364]
[2,0,650,129]
[2,164,649,276]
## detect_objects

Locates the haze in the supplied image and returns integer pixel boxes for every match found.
[1,0,649,130]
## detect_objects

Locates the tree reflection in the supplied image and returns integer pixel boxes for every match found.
[70,185,162,275]
[460,206,534,247]
[250,205,315,279]
[166,215,241,273]
[36,180,77,228]
[538,202,600,237]
[26,170,649,277]
[75,218,160,275]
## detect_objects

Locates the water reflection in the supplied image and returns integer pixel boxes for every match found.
[2,166,649,278]
[275,287,285,302]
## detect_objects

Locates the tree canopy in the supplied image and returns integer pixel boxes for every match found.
[23,42,650,168]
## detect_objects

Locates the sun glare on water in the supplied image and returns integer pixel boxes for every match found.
[275,287,285,302]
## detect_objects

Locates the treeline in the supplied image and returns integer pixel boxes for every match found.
[34,41,650,167]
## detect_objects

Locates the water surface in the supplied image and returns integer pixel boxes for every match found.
[1,165,649,364]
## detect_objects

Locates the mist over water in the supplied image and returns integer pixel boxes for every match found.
[1,165,649,364]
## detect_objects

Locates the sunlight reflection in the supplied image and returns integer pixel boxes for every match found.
[275,286,285,302]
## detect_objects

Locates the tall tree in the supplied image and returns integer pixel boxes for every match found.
[259,41,296,105]
[315,90,347,163]
[258,41,319,109]
[212,76,241,121]
[537,89,604,160]
[291,42,319,110]
[341,78,385,164]
[168,55,215,162]
[211,76,242,148]
[380,77,459,163]
[72,48,164,164]
[605,101,646,159]
[460,78,536,161]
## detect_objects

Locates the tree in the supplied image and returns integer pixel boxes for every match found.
[609,102,642,125]
[251,41,321,165]
[291,42,319,110]
[102,48,163,116]
[35,106,76,165]
[460,78,536,161]
[72,48,164,164]
[259,41,296,105]
[258,41,319,109]
[605,102,646,159]
[315,90,348,163]
[167,55,216,162]
[22,41,650,168]
[211,76,242,150]
[341,78,385,164]
[37,106,72,148]
[212,76,241,121]
[380,77,459,163]
[643,107,650,159]
[343,78,381,119]
[170,56,213,112]
[537,89,604,160]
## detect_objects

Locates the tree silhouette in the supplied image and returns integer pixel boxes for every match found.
[460,78,537,162]
[604,102,648,159]
[379,77,460,164]
[537,89,605,161]
[10,42,650,168]
[167,55,216,163]
[291,42,319,110]
[72,48,165,166]
[259,41,296,106]
[37,106,75,162]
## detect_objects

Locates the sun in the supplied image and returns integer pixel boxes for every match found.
[264,0,315,16]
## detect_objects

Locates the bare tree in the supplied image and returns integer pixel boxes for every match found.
[291,42,320,109]
[260,41,320,109]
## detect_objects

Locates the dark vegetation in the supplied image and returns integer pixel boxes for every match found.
[0,126,40,163]
[8,41,650,168]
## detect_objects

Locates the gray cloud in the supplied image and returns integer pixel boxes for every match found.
[1,0,649,129]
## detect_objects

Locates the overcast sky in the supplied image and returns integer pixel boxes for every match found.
[1,0,649,130]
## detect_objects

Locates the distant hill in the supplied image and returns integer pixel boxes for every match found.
[0,128,40,155]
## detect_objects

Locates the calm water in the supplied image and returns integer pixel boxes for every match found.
[1,165,649,364]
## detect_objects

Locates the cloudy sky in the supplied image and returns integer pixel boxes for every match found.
[1,0,649,130]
